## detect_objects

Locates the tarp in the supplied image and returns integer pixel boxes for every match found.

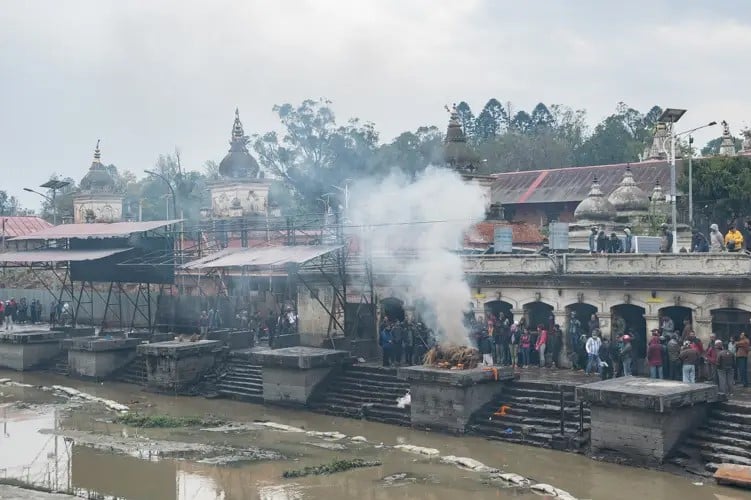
[0,248,132,263]
[183,244,342,270]
[10,220,182,241]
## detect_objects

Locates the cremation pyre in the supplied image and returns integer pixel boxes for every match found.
[423,344,480,370]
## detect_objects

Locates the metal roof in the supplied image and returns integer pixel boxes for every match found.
[0,248,132,264]
[183,244,342,270]
[11,220,182,241]
[491,160,674,205]
[0,217,54,238]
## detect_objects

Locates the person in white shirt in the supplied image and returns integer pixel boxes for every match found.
[585,333,602,375]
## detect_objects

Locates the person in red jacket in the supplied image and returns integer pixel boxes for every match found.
[647,334,664,379]
[704,336,719,384]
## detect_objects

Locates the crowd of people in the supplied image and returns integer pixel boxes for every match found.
[229,303,298,347]
[588,220,751,254]
[0,297,51,330]
[378,317,436,367]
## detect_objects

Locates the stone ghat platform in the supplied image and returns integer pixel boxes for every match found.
[137,340,223,392]
[64,336,143,380]
[398,365,515,433]
[0,329,93,371]
[250,346,351,406]
[576,377,720,465]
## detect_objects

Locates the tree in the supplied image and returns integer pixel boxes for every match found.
[454,101,476,143]
[253,99,379,212]
[510,110,532,133]
[682,155,751,224]
[40,175,77,222]
[0,191,20,216]
[475,99,508,140]
[530,103,554,132]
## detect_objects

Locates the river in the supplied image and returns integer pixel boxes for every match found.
[0,370,747,500]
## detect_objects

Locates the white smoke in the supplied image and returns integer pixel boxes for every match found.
[347,166,487,345]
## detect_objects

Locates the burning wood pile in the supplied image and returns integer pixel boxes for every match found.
[423,344,480,370]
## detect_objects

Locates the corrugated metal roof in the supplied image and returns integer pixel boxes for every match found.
[0,216,53,238]
[184,244,342,270]
[11,220,182,241]
[464,222,545,248]
[0,248,132,263]
[491,160,674,204]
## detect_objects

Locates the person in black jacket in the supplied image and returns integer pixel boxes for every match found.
[596,231,608,253]
[607,233,623,253]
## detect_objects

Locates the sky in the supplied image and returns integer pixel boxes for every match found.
[1,0,750,212]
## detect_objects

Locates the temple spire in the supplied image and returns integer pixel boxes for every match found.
[93,139,101,163]
[231,108,246,144]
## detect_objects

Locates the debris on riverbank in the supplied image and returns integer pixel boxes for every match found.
[51,385,128,412]
[115,412,224,428]
[282,458,382,478]
[394,444,440,457]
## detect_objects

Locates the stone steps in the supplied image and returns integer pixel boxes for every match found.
[673,400,751,472]
[47,353,69,376]
[310,364,410,427]
[112,356,146,385]
[216,359,263,402]
[468,381,590,450]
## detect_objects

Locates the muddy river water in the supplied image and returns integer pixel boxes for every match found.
[0,370,747,500]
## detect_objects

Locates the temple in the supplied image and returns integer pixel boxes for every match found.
[73,141,123,223]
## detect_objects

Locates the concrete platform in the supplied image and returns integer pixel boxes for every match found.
[398,365,515,433]
[137,340,223,391]
[0,329,92,371]
[576,377,720,465]
[714,463,751,489]
[64,336,142,380]
[250,346,350,406]
[206,329,252,350]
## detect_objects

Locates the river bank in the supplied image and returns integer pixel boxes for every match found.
[0,370,745,499]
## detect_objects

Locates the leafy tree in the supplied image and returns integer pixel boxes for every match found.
[454,101,476,142]
[475,99,508,140]
[40,175,77,222]
[510,111,532,133]
[530,103,554,131]
[253,99,379,212]
[0,191,21,216]
[680,155,751,224]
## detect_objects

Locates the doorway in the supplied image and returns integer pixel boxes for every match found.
[611,304,647,358]
[711,308,751,343]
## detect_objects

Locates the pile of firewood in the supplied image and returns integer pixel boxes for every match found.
[423,344,480,370]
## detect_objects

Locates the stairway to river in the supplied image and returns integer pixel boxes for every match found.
[112,356,147,385]
[468,380,590,450]
[672,399,751,473]
[215,354,263,403]
[310,364,411,426]
[47,352,69,376]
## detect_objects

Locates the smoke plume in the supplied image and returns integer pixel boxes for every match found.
[348,166,487,345]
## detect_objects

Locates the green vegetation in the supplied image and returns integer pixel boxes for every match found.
[115,412,224,428]
[282,458,382,478]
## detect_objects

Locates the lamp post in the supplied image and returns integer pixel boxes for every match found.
[658,108,687,253]
[25,180,70,225]
[676,121,717,227]
[144,169,177,221]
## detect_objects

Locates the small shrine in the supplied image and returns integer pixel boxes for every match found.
[73,141,123,223]
[718,120,737,157]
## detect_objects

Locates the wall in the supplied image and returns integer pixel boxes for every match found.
[210,180,271,217]
[0,288,157,328]
[73,193,123,223]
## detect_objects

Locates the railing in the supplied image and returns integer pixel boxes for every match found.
[462,253,751,276]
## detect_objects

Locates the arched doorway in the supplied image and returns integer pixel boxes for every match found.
[380,297,405,324]
[711,308,751,343]
[523,302,553,331]
[612,304,647,358]
[658,306,693,338]
[484,300,514,323]
[565,303,598,334]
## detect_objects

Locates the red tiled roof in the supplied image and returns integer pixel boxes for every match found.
[464,221,545,248]
[0,216,53,238]
[491,160,675,205]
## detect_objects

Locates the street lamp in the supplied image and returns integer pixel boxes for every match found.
[144,170,177,220]
[658,108,686,253]
[24,179,70,225]
[676,121,718,226]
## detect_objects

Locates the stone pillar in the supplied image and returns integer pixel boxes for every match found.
[597,312,612,339]
[693,313,712,345]
[644,315,660,334]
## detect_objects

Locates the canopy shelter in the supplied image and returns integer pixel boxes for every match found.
[0,248,132,266]
[10,219,182,241]
[182,244,343,271]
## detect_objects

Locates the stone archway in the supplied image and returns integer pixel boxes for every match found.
[711,308,751,343]
[565,303,598,334]
[522,301,553,331]
[658,306,693,338]
[484,300,514,323]
[612,304,647,359]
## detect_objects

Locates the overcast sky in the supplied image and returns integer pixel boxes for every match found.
[2,0,750,211]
